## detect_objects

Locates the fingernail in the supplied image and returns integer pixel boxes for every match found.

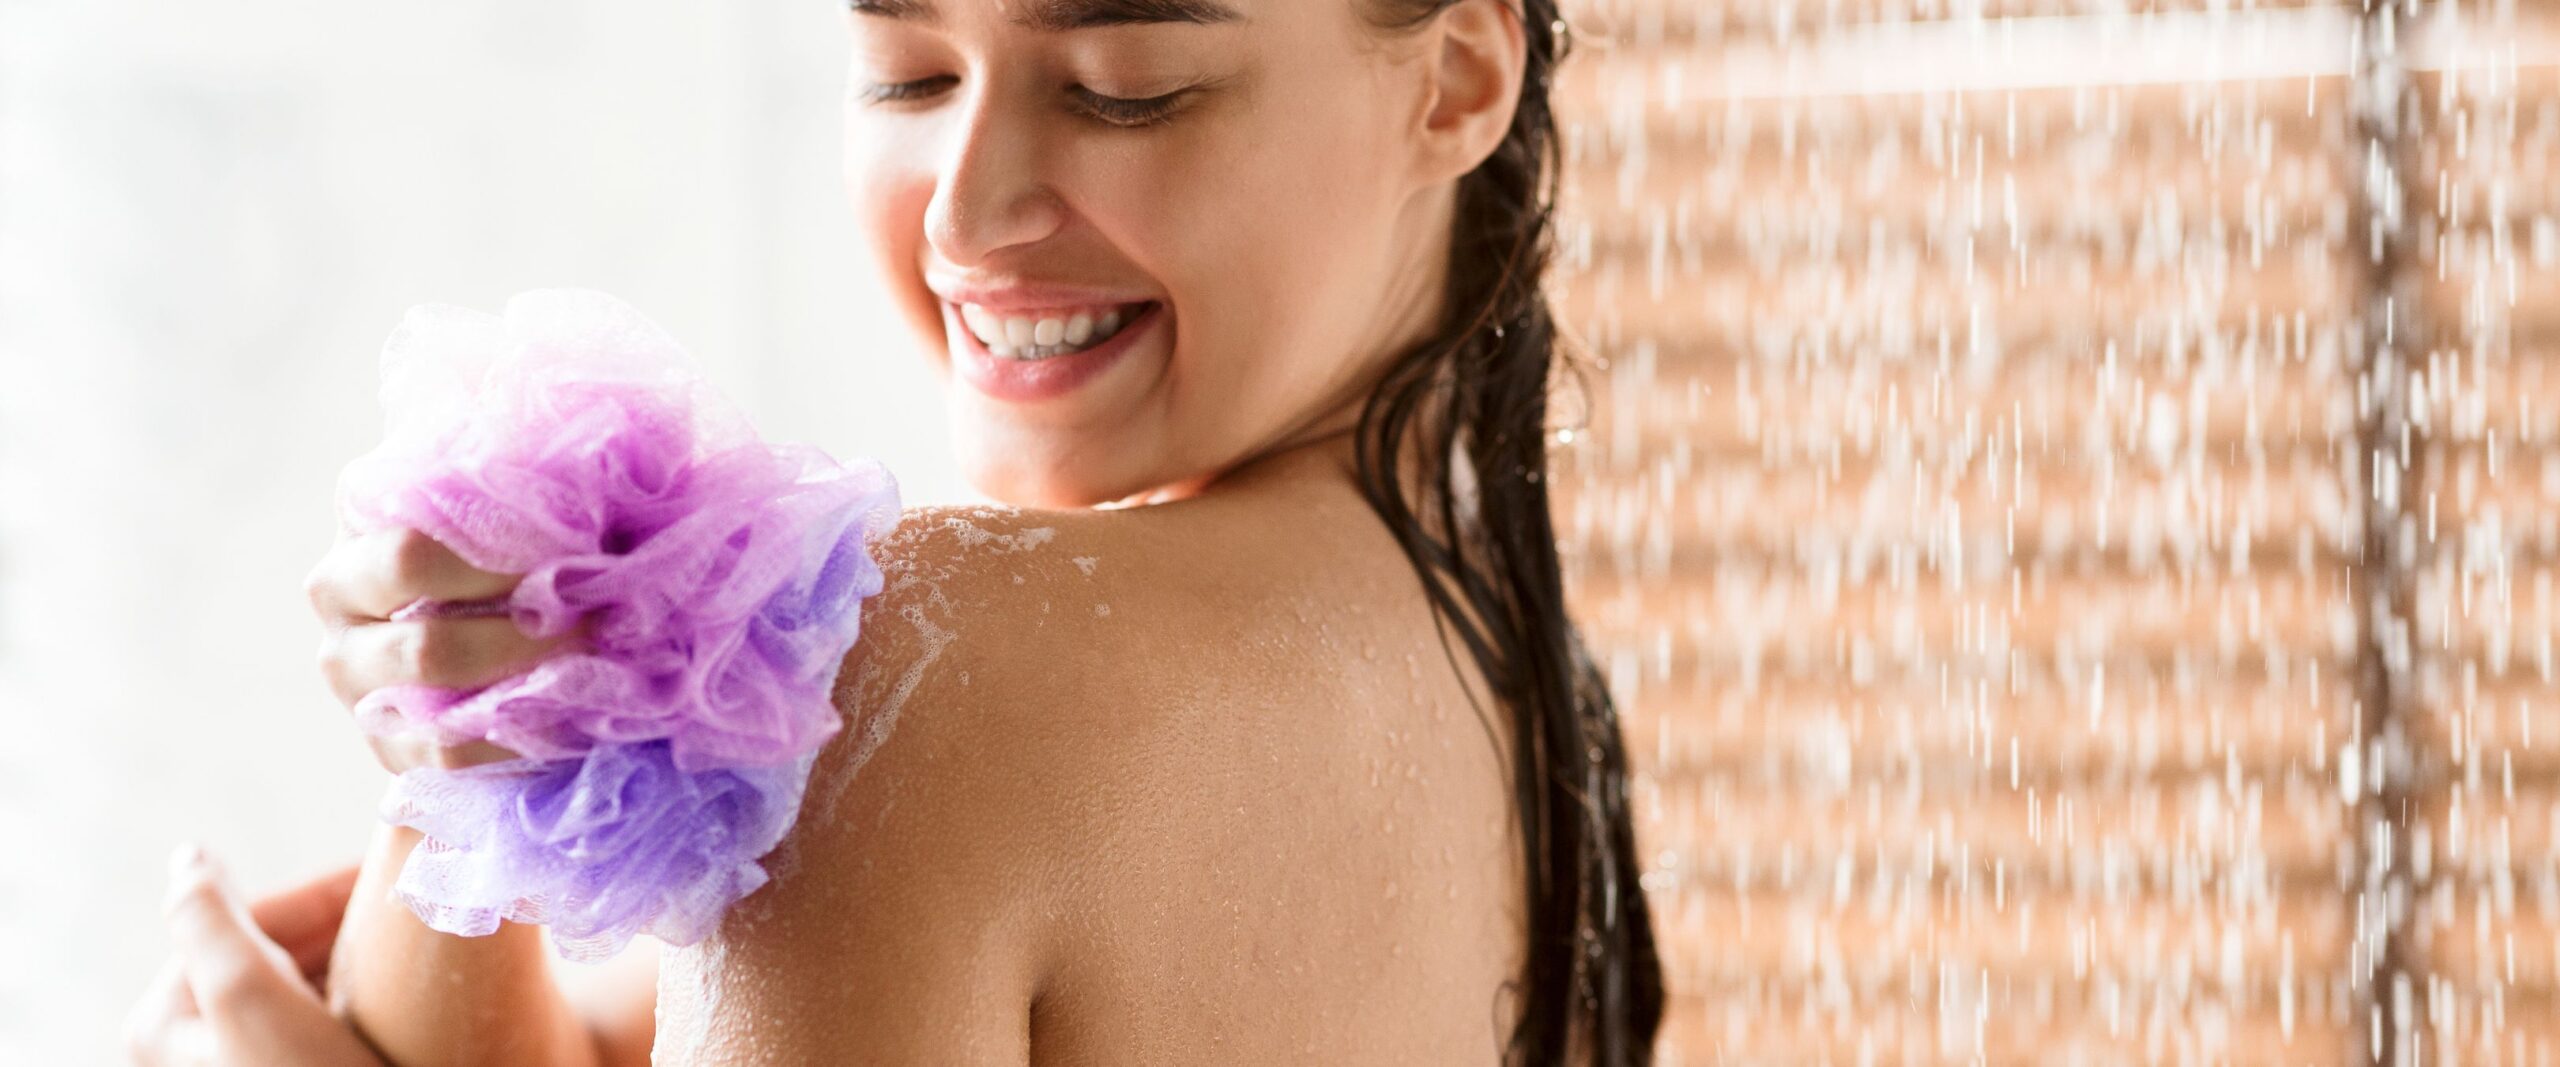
[166,841,207,880]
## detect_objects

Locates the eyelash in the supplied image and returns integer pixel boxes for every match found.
[855,77,1194,129]
[1067,85,1190,128]
[856,75,957,105]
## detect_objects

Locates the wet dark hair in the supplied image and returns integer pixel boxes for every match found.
[1348,1,1664,1063]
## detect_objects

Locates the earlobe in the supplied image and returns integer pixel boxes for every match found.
[1415,0,1527,183]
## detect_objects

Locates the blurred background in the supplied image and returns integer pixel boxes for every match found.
[1546,0,2560,1062]
[2,0,2555,1064]
[0,2,970,1062]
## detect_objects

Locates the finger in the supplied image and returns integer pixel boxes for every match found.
[318,616,574,709]
[246,865,362,983]
[166,1023,218,1067]
[120,959,194,1067]
[363,733,527,776]
[386,596,514,622]
[162,845,318,1050]
[125,1017,218,1067]
[306,528,516,626]
[150,956,199,1020]
[428,738,526,769]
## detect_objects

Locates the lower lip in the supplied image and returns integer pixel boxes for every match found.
[947,301,1159,404]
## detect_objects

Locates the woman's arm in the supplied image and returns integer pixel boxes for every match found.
[127,850,385,1067]
[331,822,645,1067]
[126,837,655,1067]
[298,528,652,1067]
[553,924,661,1067]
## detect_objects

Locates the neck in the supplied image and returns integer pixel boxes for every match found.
[1100,411,1365,510]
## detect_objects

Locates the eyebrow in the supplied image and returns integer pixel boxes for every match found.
[848,0,1244,31]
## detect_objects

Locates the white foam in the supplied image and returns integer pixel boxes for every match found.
[942,513,1055,554]
[652,936,725,1064]
[801,508,1058,824]
[756,509,1058,919]
[809,575,954,825]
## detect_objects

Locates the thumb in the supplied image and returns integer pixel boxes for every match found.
[162,843,314,1043]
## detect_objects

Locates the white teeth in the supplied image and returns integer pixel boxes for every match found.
[953,302,1145,360]
[960,304,1004,346]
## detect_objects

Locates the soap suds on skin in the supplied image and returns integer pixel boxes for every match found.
[676,507,1065,1043]
[803,509,1061,829]
[1072,555,1099,576]
[653,935,726,1064]
[800,584,946,828]
[834,592,953,809]
[944,515,1055,553]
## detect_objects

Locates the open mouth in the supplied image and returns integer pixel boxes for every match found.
[953,300,1158,361]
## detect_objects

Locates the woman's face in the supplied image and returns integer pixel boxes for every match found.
[841,0,1455,507]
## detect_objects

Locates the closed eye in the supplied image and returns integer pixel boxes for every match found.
[1069,85,1192,128]
[856,75,959,105]
[853,76,1200,129]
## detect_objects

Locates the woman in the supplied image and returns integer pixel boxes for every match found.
[124,0,1662,1062]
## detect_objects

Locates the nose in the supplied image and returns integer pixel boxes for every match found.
[924,85,1068,267]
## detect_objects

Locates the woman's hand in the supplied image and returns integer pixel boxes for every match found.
[297,527,637,1067]
[303,527,578,772]
[123,846,383,1067]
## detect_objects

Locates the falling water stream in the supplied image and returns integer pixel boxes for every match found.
[1548,0,2559,1062]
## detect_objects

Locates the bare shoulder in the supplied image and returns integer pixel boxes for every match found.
[650,504,1127,1065]
[804,502,1177,841]
[826,493,1410,750]
[650,497,1523,1064]
[796,499,1325,823]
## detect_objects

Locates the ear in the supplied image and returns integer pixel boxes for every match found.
[1409,0,1527,185]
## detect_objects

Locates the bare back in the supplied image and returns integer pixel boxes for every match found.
[650,445,1528,1065]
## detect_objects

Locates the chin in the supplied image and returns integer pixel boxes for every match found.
[951,421,1150,509]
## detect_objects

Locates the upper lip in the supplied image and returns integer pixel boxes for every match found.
[927,277,1156,313]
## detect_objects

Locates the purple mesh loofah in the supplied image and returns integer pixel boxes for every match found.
[333,288,900,958]
[380,741,812,960]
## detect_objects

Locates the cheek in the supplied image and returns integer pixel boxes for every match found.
[843,126,946,344]
[1077,120,1354,296]
[1083,102,1405,358]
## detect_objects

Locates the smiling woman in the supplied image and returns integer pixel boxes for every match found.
[120,0,1660,1064]
[830,2,1662,1052]
[841,0,1459,511]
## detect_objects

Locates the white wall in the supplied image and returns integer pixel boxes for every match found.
[0,2,971,1061]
